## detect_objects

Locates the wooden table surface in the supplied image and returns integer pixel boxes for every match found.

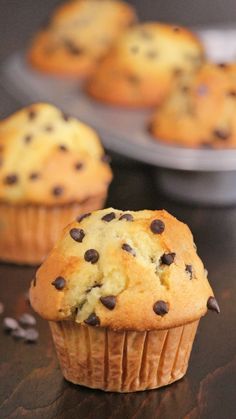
[0,2,236,419]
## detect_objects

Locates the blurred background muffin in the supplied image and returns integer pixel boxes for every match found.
[87,22,205,108]
[149,62,236,148]
[0,103,112,265]
[28,0,137,78]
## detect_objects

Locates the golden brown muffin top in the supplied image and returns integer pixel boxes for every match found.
[0,103,112,205]
[30,208,218,331]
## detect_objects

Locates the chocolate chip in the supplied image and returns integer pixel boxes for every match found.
[29,172,40,180]
[84,313,100,326]
[84,249,99,264]
[25,328,39,343]
[44,125,53,132]
[160,252,176,265]
[228,90,236,97]
[153,301,169,316]
[28,109,37,120]
[207,296,220,313]
[51,276,66,290]
[218,62,228,69]
[3,317,19,332]
[101,154,111,164]
[119,213,134,221]
[100,295,116,310]
[61,112,70,121]
[4,174,18,185]
[19,313,36,327]
[75,162,83,170]
[173,26,180,32]
[150,219,165,234]
[59,144,68,151]
[122,243,136,257]
[101,212,116,222]
[0,302,4,314]
[69,228,85,243]
[77,212,91,222]
[185,264,193,279]
[213,129,230,140]
[52,186,64,196]
[11,327,26,340]
[24,134,33,143]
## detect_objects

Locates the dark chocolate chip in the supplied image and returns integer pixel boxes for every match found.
[28,109,37,120]
[59,144,68,151]
[122,243,136,257]
[4,174,18,185]
[29,172,40,180]
[75,162,84,170]
[101,154,111,164]
[218,62,228,69]
[213,129,230,140]
[19,313,36,327]
[0,302,4,314]
[84,249,99,264]
[11,327,26,340]
[119,213,134,221]
[24,134,33,144]
[150,219,165,234]
[52,186,64,196]
[160,252,176,265]
[207,296,220,313]
[185,264,193,279]
[84,313,100,326]
[100,295,116,310]
[69,228,85,243]
[173,26,180,32]
[153,300,169,316]
[76,212,91,222]
[101,212,116,222]
[25,328,39,343]
[3,317,19,332]
[228,90,236,97]
[51,276,66,290]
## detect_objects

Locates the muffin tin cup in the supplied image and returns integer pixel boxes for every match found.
[0,195,105,265]
[49,319,199,393]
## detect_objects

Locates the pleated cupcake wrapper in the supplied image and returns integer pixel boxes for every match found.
[0,195,105,265]
[49,319,199,392]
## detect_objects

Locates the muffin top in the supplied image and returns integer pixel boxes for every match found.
[28,0,136,77]
[0,103,112,205]
[150,62,236,148]
[30,208,218,331]
[87,22,205,107]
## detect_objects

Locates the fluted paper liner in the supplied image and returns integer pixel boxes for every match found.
[49,319,199,392]
[0,195,105,265]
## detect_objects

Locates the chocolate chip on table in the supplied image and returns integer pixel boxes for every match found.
[213,129,230,140]
[29,172,40,180]
[185,264,193,279]
[207,296,220,313]
[4,174,18,185]
[0,302,4,314]
[77,213,91,222]
[160,252,176,265]
[153,301,169,316]
[84,313,100,326]
[19,313,36,327]
[74,162,83,170]
[59,144,68,151]
[3,317,19,332]
[101,212,116,222]
[25,328,39,343]
[84,249,99,264]
[69,228,85,243]
[11,327,26,340]
[101,154,111,164]
[100,296,116,310]
[24,134,33,143]
[150,219,165,234]
[119,213,134,221]
[52,186,64,196]
[51,276,66,290]
[122,243,136,257]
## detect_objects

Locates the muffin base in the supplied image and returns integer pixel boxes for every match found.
[0,195,105,265]
[49,319,199,392]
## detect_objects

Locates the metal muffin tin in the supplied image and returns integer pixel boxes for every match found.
[2,25,236,205]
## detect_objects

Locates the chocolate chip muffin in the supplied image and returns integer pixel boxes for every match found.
[0,103,112,265]
[87,22,205,108]
[28,0,136,78]
[30,208,219,392]
[150,62,236,148]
